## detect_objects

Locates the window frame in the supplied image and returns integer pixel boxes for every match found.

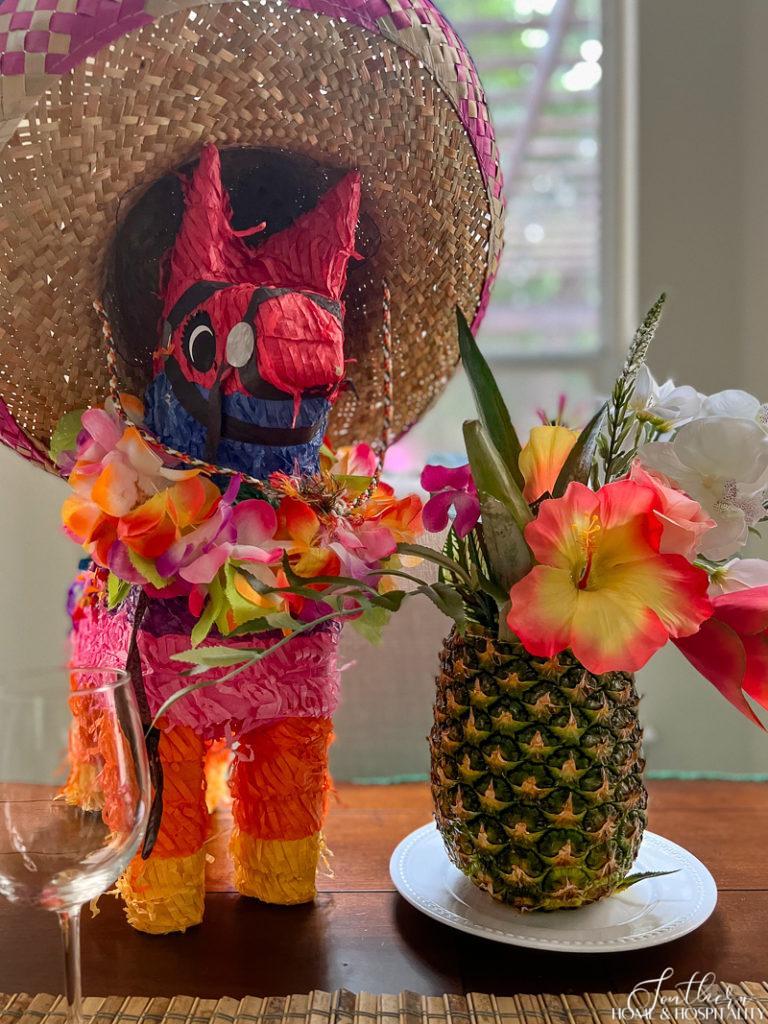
[477,0,639,395]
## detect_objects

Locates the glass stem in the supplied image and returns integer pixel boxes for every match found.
[57,906,83,1024]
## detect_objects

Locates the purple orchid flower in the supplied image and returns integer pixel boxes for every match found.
[420,463,480,539]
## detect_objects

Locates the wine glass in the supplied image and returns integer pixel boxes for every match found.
[0,667,150,1023]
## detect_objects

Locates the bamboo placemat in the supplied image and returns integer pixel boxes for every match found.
[2,988,768,1024]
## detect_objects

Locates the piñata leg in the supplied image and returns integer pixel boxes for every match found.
[65,569,123,812]
[230,717,333,904]
[63,696,104,811]
[117,724,208,933]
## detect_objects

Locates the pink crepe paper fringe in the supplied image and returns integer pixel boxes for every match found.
[71,603,340,737]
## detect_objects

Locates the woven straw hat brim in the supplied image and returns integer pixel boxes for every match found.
[0,0,505,470]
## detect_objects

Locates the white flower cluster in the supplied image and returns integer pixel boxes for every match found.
[636,368,768,565]
[631,366,768,431]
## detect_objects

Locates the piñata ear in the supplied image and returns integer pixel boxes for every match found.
[248,171,361,300]
[161,144,264,319]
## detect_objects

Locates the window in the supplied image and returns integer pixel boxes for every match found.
[387,0,635,479]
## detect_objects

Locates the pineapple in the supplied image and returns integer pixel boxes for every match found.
[430,626,647,910]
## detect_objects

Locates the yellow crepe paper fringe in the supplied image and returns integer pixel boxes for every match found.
[64,701,105,811]
[117,850,206,934]
[62,761,104,812]
[230,830,321,905]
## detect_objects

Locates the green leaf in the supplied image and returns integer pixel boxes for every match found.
[350,605,392,644]
[457,307,524,488]
[172,645,253,667]
[226,616,285,637]
[266,611,307,631]
[463,420,532,532]
[190,575,225,646]
[420,581,468,631]
[477,494,532,591]
[552,403,608,497]
[127,549,173,591]
[277,555,382,599]
[372,589,409,610]
[106,572,131,610]
[475,570,508,605]
[50,409,85,463]
[217,564,274,633]
[332,473,376,494]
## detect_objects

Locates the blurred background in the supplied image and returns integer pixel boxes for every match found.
[2,0,767,781]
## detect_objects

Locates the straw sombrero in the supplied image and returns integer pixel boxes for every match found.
[0,0,505,473]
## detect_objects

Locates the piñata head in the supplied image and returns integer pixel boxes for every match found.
[145,144,361,477]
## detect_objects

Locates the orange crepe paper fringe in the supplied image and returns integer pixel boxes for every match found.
[117,850,206,934]
[63,700,104,812]
[204,739,232,814]
[230,831,322,905]
[230,717,333,841]
[96,711,143,835]
[151,725,209,859]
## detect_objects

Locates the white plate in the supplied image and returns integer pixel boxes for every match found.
[390,823,717,952]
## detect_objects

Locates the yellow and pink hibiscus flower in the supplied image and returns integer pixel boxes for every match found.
[507,479,713,674]
[628,462,715,559]
[361,481,423,543]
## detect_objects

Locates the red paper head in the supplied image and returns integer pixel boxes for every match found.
[155,144,360,457]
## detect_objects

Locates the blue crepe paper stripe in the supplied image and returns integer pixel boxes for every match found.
[144,372,328,477]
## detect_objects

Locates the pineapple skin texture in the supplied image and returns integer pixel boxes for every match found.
[430,628,648,911]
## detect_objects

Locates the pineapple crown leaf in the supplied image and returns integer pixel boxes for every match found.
[552,402,608,497]
[462,419,531,532]
[457,307,525,489]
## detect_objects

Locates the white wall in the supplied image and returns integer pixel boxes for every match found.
[631,0,767,775]
[0,451,74,671]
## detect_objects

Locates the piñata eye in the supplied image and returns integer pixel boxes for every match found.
[183,312,216,373]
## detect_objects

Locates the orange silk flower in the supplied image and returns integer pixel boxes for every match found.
[361,482,424,542]
[275,497,341,578]
[63,470,220,562]
[506,480,712,673]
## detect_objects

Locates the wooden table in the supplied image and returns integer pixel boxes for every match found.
[0,781,765,996]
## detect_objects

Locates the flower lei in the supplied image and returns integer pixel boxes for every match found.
[58,400,424,647]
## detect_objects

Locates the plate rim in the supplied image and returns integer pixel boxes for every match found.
[389,821,718,952]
